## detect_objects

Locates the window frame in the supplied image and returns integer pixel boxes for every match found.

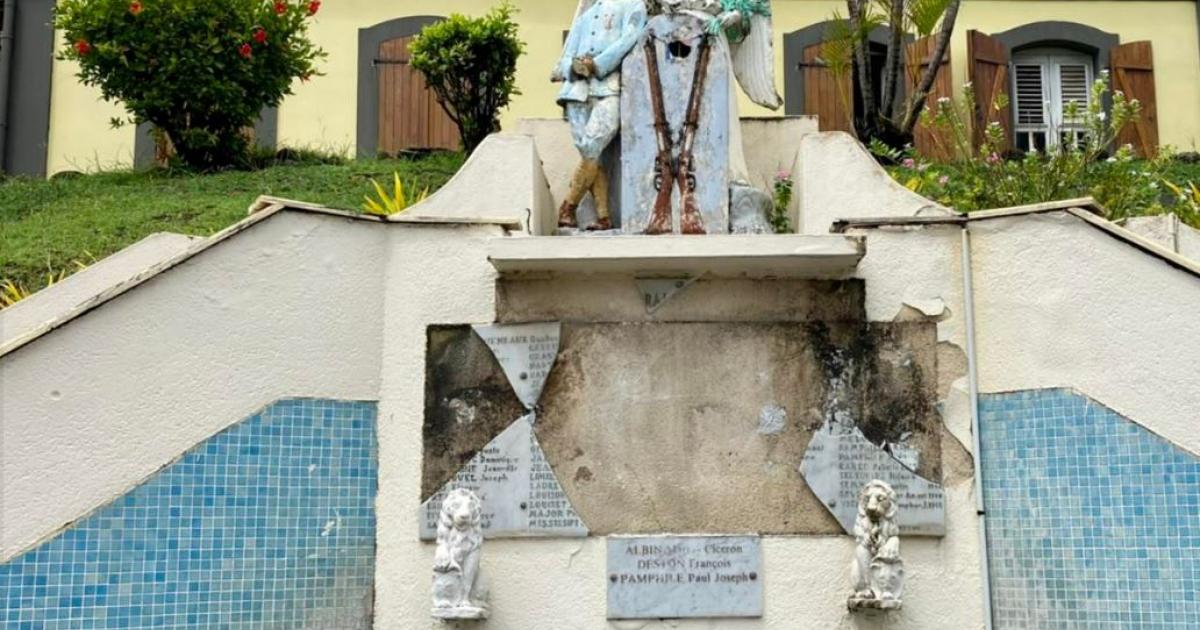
[1011,48,1094,152]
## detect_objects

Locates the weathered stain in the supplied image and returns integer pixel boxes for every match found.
[574,466,594,483]
[424,319,941,535]
[805,320,942,480]
[422,325,526,499]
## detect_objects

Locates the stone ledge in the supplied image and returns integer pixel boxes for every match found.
[487,234,865,278]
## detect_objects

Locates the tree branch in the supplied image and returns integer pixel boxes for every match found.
[880,0,904,119]
[847,0,875,129]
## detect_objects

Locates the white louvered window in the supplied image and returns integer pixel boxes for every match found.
[1011,49,1093,152]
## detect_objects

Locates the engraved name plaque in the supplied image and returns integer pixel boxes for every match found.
[606,535,762,619]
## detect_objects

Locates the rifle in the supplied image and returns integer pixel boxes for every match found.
[676,34,710,235]
[643,37,675,235]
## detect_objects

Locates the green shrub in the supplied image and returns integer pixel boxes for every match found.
[881,77,1199,227]
[56,0,326,170]
[769,170,793,233]
[409,3,525,153]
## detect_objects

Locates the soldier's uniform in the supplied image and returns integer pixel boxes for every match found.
[554,0,647,229]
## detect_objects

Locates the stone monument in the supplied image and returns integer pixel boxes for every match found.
[848,480,905,611]
[432,488,489,620]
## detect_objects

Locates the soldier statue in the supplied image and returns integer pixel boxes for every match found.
[553,0,648,230]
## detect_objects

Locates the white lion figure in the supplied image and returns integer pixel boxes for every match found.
[432,488,488,619]
[848,479,904,610]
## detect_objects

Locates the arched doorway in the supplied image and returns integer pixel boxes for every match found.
[357,16,460,157]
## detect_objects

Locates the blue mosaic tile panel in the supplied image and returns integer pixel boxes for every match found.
[980,389,1200,629]
[0,398,377,630]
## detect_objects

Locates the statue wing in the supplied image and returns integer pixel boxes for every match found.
[730,13,783,110]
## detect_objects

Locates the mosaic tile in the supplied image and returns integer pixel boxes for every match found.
[0,399,378,629]
[980,389,1200,629]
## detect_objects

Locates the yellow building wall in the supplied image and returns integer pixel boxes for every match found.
[42,0,1200,174]
[947,2,1200,153]
[46,31,137,174]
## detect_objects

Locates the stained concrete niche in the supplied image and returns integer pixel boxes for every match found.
[422,319,942,536]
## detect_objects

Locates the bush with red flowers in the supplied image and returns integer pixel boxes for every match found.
[56,0,325,170]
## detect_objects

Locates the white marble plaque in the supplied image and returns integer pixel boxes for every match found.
[419,413,588,540]
[607,536,762,619]
[472,322,561,409]
[800,421,946,536]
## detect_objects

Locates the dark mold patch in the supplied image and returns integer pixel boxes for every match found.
[422,325,526,499]
[805,320,941,479]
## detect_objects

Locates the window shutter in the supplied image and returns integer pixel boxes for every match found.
[802,43,854,133]
[1110,41,1159,157]
[1057,64,1089,122]
[907,35,953,160]
[1013,64,1046,127]
[967,30,1011,151]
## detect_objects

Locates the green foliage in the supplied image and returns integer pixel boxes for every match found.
[409,3,525,154]
[769,170,793,233]
[362,172,430,216]
[55,0,326,170]
[884,78,1200,228]
[0,154,465,295]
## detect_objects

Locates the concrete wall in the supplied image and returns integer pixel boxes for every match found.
[4,196,1197,628]
[0,232,199,348]
[969,211,1200,455]
[363,220,988,628]
[0,211,386,559]
[40,0,1200,174]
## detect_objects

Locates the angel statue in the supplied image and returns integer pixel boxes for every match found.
[633,0,783,234]
[552,0,649,231]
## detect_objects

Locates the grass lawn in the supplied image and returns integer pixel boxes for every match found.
[0,153,464,295]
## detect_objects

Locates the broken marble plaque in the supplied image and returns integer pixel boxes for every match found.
[799,420,946,536]
[472,322,560,409]
[419,413,588,540]
[635,276,697,314]
[607,535,762,619]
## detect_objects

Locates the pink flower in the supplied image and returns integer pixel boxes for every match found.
[986,152,1001,165]
[902,158,916,168]
[938,175,950,185]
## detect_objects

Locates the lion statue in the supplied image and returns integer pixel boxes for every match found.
[848,479,904,610]
[431,487,488,619]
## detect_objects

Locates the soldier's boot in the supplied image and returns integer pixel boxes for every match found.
[586,166,612,231]
[558,158,599,228]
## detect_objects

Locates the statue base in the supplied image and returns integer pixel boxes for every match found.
[432,604,490,620]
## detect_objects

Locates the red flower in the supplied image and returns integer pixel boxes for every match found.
[253,28,267,44]
[129,1,143,15]
[239,43,253,59]
[74,40,92,56]
[274,1,287,15]
[306,0,320,16]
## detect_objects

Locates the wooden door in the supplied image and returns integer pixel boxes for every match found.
[967,30,1012,152]
[906,36,953,160]
[376,36,460,154]
[803,43,854,133]
[1111,41,1158,157]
